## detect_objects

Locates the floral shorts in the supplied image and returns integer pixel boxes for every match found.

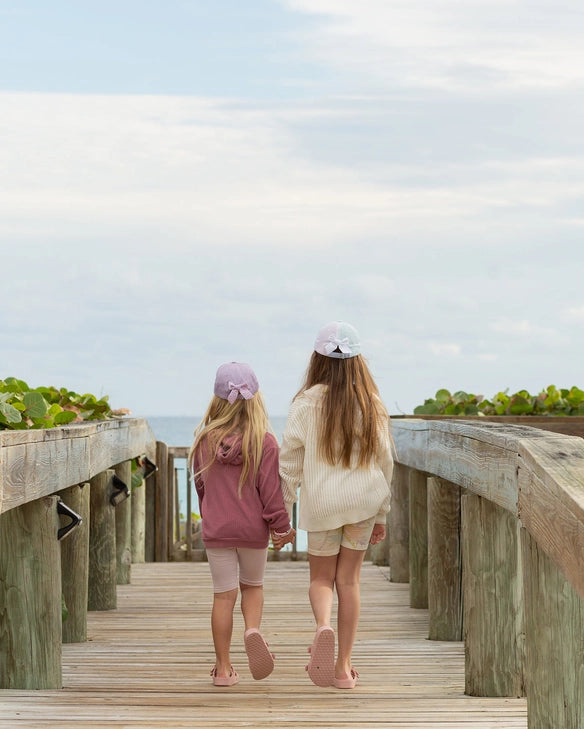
[307,516,377,557]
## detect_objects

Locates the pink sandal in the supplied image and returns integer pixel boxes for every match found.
[333,668,359,689]
[244,628,275,680]
[305,626,335,687]
[210,666,239,686]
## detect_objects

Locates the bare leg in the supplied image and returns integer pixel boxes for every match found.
[334,546,366,679]
[211,588,238,677]
[240,583,264,631]
[308,554,337,628]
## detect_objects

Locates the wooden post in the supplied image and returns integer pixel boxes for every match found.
[427,477,462,641]
[186,463,193,560]
[409,468,428,608]
[174,465,180,553]
[88,470,117,610]
[145,454,157,563]
[461,492,524,697]
[521,528,584,729]
[145,441,167,562]
[389,463,410,583]
[60,483,90,644]
[166,452,175,559]
[114,460,132,584]
[131,472,146,564]
[0,496,62,688]
[154,441,169,562]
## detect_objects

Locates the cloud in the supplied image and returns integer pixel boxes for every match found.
[283,0,584,93]
[564,305,584,321]
[429,342,462,357]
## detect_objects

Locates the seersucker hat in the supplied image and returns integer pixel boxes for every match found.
[314,321,361,359]
[214,362,259,404]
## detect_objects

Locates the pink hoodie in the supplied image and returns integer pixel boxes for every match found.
[192,432,291,549]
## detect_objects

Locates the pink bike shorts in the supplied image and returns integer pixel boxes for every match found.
[206,547,268,593]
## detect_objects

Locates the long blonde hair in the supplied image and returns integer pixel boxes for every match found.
[296,351,389,468]
[188,392,271,496]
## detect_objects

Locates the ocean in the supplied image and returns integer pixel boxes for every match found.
[145,415,305,551]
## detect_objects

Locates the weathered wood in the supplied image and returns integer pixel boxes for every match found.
[154,441,169,562]
[131,473,146,564]
[462,492,524,697]
[145,463,156,563]
[0,496,62,688]
[409,469,428,608]
[0,562,529,728]
[400,414,584,438]
[0,419,157,515]
[517,438,584,602]
[186,464,193,560]
[166,453,175,558]
[521,528,584,729]
[392,419,584,602]
[60,483,90,644]
[114,461,132,584]
[393,419,522,514]
[389,462,410,582]
[427,477,462,641]
[88,470,117,610]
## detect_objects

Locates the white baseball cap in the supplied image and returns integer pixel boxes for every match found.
[314,321,361,359]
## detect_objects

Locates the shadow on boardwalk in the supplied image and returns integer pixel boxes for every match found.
[0,561,527,728]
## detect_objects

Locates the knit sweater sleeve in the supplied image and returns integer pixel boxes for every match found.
[278,397,307,519]
[374,414,394,523]
[257,433,293,534]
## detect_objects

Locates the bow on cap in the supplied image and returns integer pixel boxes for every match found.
[323,336,352,356]
[227,381,254,404]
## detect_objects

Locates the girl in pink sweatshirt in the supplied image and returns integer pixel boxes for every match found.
[188,362,295,686]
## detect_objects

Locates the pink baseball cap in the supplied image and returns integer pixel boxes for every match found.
[314,321,361,359]
[214,362,259,404]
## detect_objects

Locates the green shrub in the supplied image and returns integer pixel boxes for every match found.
[0,377,129,430]
[413,385,584,417]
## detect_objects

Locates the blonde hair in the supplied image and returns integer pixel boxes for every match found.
[188,392,271,497]
[296,351,389,469]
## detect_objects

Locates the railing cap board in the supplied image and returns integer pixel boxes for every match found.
[392,418,584,601]
[0,418,156,515]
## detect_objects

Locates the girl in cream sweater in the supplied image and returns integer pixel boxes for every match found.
[277,322,393,689]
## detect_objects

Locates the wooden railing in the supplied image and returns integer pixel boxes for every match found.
[2,415,583,728]
[0,418,156,689]
[389,418,584,729]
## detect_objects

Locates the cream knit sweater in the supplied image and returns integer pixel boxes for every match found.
[279,384,394,532]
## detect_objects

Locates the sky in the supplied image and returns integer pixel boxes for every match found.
[2,0,584,419]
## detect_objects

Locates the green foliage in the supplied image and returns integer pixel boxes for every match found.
[0,377,129,430]
[413,385,584,417]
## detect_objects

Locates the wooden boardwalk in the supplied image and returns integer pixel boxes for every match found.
[0,561,527,728]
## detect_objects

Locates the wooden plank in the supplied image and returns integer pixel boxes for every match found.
[409,469,428,608]
[521,529,584,728]
[393,419,584,602]
[428,477,462,641]
[0,496,62,689]
[388,463,410,582]
[0,561,528,728]
[0,419,157,515]
[393,420,520,514]
[462,493,524,698]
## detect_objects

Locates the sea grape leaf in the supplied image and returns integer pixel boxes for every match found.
[23,391,49,418]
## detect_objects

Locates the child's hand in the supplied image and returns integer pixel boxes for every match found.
[271,528,296,551]
[369,523,386,545]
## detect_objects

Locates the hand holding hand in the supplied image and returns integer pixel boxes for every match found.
[271,528,296,551]
[369,523,386,545]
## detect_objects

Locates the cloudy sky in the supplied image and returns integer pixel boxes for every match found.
[2,0,584,419]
